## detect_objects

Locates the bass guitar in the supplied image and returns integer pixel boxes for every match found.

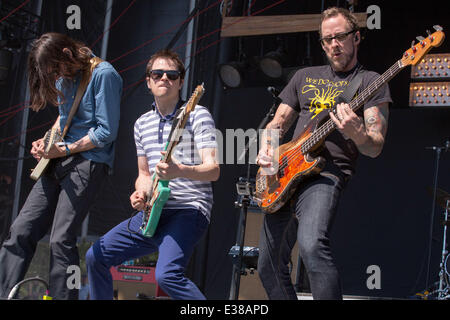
[254,26,445,213]
[140,84,205,237]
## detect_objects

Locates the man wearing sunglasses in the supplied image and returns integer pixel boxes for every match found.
[86,49,220,300]
[256,7,392,299]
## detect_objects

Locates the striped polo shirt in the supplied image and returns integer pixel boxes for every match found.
[134,101,217,221]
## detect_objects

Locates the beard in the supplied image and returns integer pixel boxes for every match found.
[326,43,356,72]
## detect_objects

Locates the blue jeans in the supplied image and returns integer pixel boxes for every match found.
[86,208,208,300]
[257,170,345,300]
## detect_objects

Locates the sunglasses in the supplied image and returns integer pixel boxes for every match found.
[319,30,356,45]
[149,69,181,81]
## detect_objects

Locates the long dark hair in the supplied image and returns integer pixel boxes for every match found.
[27,33,92,111]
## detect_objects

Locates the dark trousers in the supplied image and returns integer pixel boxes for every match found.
[257,170,345,300]
[0,155,107,299]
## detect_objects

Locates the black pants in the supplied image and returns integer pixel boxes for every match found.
[257,167,346,300]
[0,155,107,299]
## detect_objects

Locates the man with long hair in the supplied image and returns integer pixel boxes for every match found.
[0,33,123,300]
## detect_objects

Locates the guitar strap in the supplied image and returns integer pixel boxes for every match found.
[335,69,365,105]
[61,56,103,139]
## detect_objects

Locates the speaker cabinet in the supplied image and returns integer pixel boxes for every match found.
[113,280,161,300]
[111,265,168,300]
[237,210,300,300]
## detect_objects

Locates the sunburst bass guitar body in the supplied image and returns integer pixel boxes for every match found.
[254,122,326,213]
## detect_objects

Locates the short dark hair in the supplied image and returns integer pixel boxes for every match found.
[146,49,186,80]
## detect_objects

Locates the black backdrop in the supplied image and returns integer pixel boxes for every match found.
[2,0,450,299]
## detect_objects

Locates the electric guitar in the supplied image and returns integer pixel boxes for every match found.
[140,84,205,237]
[30,128,62,181]
[254,27,445,214]
[29,57,103,181]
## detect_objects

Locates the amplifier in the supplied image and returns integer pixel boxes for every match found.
[110,265,168,300]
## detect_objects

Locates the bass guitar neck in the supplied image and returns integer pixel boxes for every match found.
[254,27,445,214]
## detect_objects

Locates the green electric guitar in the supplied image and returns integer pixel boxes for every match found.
[140,84,205,237]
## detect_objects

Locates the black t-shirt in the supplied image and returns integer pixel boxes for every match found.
[279,63,392,178]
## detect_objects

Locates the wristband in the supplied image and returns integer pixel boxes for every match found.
[64,144,71,156]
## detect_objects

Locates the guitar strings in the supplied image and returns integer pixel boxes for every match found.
[141,86,204,230]
[272,61,402,174]
[277,62,401,171]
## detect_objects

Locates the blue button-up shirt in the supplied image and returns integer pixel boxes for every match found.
[57,61,123,168]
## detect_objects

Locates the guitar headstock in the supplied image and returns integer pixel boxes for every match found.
[185,83,205,113]
[401,26,445,67]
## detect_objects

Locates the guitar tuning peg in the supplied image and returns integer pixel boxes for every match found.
[416,36,425,42]
[426,30,431,36]
[433,25,443,31]
[411,40,415,47]
[410,40,417,53]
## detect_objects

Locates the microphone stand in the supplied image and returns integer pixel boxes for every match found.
[437,198,449,300]
[228,88,281,300]
[424,139,449,292]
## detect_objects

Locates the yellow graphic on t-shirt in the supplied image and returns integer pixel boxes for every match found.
[302,84,344,119]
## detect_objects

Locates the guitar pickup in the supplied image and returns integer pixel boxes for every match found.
[277,156,288,178]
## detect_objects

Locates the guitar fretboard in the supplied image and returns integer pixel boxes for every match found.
[301,60,404,154]
[161,85,204,164]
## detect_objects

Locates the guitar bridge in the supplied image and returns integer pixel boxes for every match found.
[255,176,266,194]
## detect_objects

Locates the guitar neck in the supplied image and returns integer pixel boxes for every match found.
[150,127,181,190]
[301,60,405,154]
[159,85,204,164]
[148,84,205,192]
[161,110,188,164]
